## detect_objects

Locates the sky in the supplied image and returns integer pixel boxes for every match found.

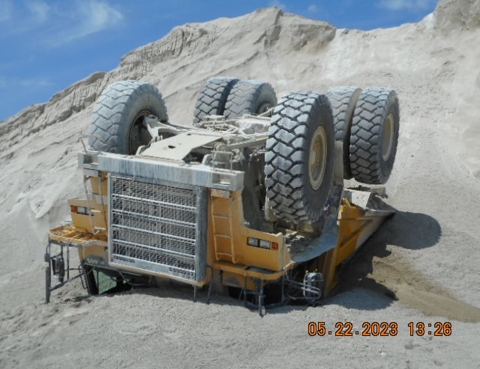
[0,0,438,122]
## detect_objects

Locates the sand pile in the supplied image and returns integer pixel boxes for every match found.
[435,0,480,30]
[1,0,480,367]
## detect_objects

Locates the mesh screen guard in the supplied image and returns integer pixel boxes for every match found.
[108,176,207,282]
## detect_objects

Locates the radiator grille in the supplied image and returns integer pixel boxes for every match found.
[109,176,206,282]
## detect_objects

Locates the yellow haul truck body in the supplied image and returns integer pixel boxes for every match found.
[45,78,399,314]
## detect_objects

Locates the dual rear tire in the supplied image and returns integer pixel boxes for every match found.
[264,86,399,224]
[194,77,277,121]
[327,86,400,185]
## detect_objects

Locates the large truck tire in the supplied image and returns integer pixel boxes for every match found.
[265,92,335,223]
[224,80,277,118]
[326,86,362,179]
[349,87,400,184]
[89,80,168,155]
[193,77,239,123]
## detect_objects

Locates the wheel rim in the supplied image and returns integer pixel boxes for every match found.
[256,102,273,115]
[382,113,395,161]
[129,110,153,154]
[309,126,327,191]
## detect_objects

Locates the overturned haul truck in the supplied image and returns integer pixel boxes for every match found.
[45,78,399,315]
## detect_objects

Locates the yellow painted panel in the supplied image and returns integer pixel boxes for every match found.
[88,175,108,195]
[210,190,288,272]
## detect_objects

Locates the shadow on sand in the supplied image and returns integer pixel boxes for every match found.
[324,210,442,310]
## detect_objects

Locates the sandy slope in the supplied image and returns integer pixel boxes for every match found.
[1,1,480,368]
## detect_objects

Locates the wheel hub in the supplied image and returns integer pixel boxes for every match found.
[129,110,152,154]
[382,113,395,161]
[256,102,273,115]
[309,126,327,191]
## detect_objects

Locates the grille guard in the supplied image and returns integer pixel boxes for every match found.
[108,176,208,283]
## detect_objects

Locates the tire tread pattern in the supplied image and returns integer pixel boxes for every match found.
[224,80,276,119]
[193,77,238,123]
[265,92,334,223]
[89,80,167,153]
[326,86,362,179]
[350,87,399,184]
